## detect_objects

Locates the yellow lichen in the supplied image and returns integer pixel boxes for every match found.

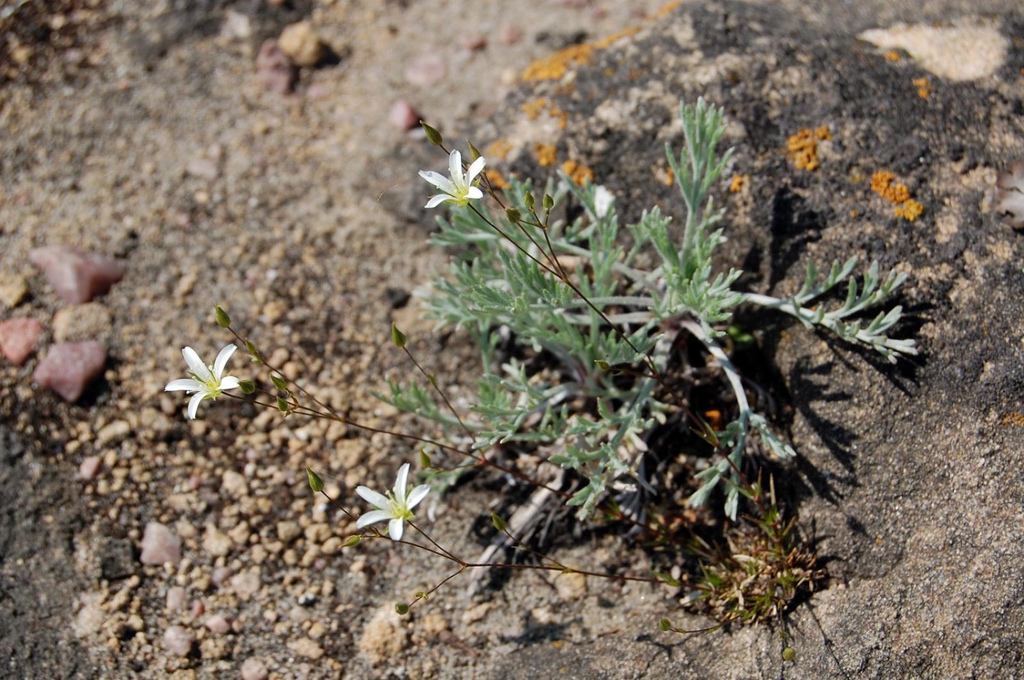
[654,1,682,19]
[871,170,923,221]
[1001,412,1024,427]
[522,98,550,120]
[485,169,511,190]
[486,139,514,161]
[535,144,558,167]
[729,174,749,193]
[894,200,924,222]
[521,27,640,82]
[787,127,831,171]
[561,160,594,186]
[884,50,902,62]
[913,76,931,99]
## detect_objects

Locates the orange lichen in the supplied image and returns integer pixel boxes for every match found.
[485,169,511,190]
[522,98,550,120]
[654,1,682,18]
[786,126,831,171]
[729,174,749,193]
[871,170,923,222]
[894,200,924,222]
[913,76,931,99]
[535,144,558,167]
[486,139,514,161]
[654,164,674,186]
[884,50,902,62]
[521,27,640,81]
[1001,412,1024,427]
[703,409,724,431]
[561,160,594,186]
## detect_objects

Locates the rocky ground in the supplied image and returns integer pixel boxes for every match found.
[2,1,1024,679]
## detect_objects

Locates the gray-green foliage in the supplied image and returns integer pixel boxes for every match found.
[387,98,916,519]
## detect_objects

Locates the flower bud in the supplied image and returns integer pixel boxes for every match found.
[306,467,324,493]
[782,648,796,662]
[276,396,291,414]
[420,121,443,146]
[271,374,288,392]
[490,513,508,532]
[395,602,410,615]
[419,450,432,469]
[524,191,535,211]
[214,306,231,328]
[658,618,672,632]
[468,141,482,161]
[239,380,256,394]
[505,207,521,224]
[342,535,361,548]
[391,322,407,349]
[543,193,554,210]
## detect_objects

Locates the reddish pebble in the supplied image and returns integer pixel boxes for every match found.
[78,455,102,481]
[256,40,297,95]
[404,54,446,87]
[0,317,43,366]
[460,34,487,51]
[388,100,420,131]
[29,246,125,304]
[139,521,182,566]
[499,24,522,45]
[33,341,106,402]
[163,625,194,657]
[191,600,206,617]
[205,615,231,635]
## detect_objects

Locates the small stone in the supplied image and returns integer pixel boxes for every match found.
[499,23,522,45]
[186,156,219,180]
[460,34,487,51]
[78,455,102,481]
[554,572,587,601]
[203,524,233,558]
[98,538,136,580]
[163,625,194,657]
[220,9,252,41]
[288,637,324,660]
[240,658,269,680]
[278,21,325,68]
[200,637,229,660]
[229,567,261,600]
[256,40,297,95]
[358,605,407,666]
[222,470,248,498]
[0,317,43,366]
[166,586,187,612]
[29,246,125,304]
[404,54,446,87]
[205,615,231,635]
[211,566,232,587]
[33,341,107,402]
[140,521,182,566]
[276,520,302,543]
[191,600,205,618]
[461,601,492,625]
[0,273,28,308]
[52,302,113,345]
[96,420,130,446]
[388,100,420,131]
[421,613,449,636]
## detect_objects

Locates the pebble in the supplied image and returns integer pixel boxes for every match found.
[191,600,205,618]
[78,455,102,481]
[404,54,446,87]
[222,469,248,498]
[358,605,407,666]
[460,34,487,51]
[276,520,301,543]
[0,317,43,366]
[0,272,28,308]
[211,566,232,587]
[230,567,261,600]
[554,572,587,600]
[28,246,125,304]
[288,637,324,660]
[205,615,231,635]
[186,156,219,180]
[461,601,492,625]
[166,586,187,611]
[240,658,269,680]
[256,40,297,95]
[388,100,420,131]
[499,23,522,45]
[163,625,194,657]
[33,341,107,402]
[220,9,252,41]
[203,524,233,557]
[139,521,182,566]
[278,21,325,68]
[96,420,130,446]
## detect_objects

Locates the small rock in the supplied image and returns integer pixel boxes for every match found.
[186,156,219,180]
[98,537,136,580]
[0,317,43,366]
[96,420,130,446]
[33,341,107,402]
[211,566,232,587]
[358,605,407,666]
[499,23,522,45]
[203,524,233,557]
[200,637,229,660]
[220,9,252,41]
[205,615,231,635]
[140,521,182,566]
[28,246,125,304]
[222,469,248,498]
[388,100,420,131]
[554,571,587,601]
[229,567,261,600]
[166,586,187,612]
[461,601,492,625]
[461,34,487,51]
[78,455,102,481]
[276,520,302,543]
[404,55,446,87]
[240,658,269,680]
[191,600,206,618]
[163,625,194,657]
[256,40,297,95]
[0,273,28,308]
[278,21,325,68]
[288,637,324,660]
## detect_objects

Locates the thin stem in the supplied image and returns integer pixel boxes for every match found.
[401,346,475,439]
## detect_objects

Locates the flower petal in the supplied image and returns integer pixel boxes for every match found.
[357,510,393,529]
[465,186,484,201]
[182,347,213,383]
[419,170,456,195]
[219,376,241,391]
[165,378,202,393]
[424,194,451,209]
[406,484,430,511]
[355,486,390,509]
[388,518,405,541]
[393,463,410,500]
[187,392,205,420]
[466,156,486,184]
[449,150,464,185]
[213,344,237,380]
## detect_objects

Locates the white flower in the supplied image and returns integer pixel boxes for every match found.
[419,149,486,209]
[165,344,241,419]
[355,463,430,541]
[593,185,614,219]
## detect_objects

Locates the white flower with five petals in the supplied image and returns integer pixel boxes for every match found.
[164,344,241,419]
[419,150,486,209]
[355,463,430,541]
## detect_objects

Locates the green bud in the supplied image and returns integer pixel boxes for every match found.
[238,380,256,394]
[276,397,291,414]
[271,374,288,392]
[245,340,263,363]
[214,306,231,328]
[490,513,508,532]
[543,193,554,210]
[658,618,672,632]
[395,602,410,616]
[505,207,521,224]
[342,535,361,548]
[419,450,432,469]
[391,322,407,349]
[595,359,611,371]
[306,467,324,493]
[420,121,443,146]
[468,142,482,161]
[782,648,796,662]
[524,191,535,211]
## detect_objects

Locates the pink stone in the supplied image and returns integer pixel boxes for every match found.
[166,586,187,612]
[28,246,125,304]
[191,599,206,617]
[256,40,297,95]
[33,341,107,402]
[205,615,230,635]
[0,317,43,366]
[240,658,269,680]
[186,157,218,180]
[78,455,102,481]
[499,24,522,45]
[404,55,446,87]
[163,625,194,657]
[460,34,487,51]
[139,521,182,566]
[388,100,420,131]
